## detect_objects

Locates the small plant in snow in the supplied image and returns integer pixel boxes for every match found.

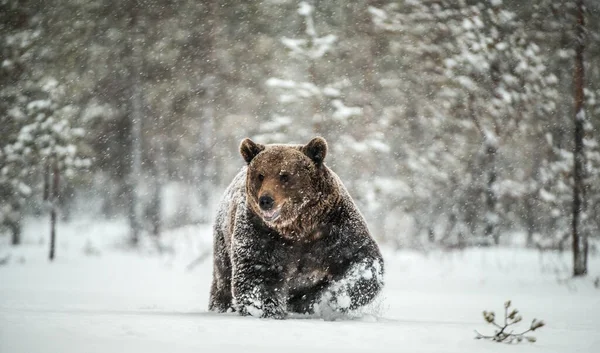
[474,300,545,344]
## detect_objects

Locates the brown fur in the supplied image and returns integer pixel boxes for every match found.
[241,138,339,241]
[209,137,384,318]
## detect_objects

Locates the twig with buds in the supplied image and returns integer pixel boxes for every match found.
[474,300,545,344]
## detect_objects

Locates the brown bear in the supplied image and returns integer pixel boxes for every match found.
[209,137,384,319]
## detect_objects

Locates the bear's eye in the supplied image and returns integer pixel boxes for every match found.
[279,173,290,183]
[257,174,264,182]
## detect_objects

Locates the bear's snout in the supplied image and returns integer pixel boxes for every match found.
[259,194,275,211]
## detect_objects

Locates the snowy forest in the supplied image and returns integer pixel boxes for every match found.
[2,0,600,266]
[2,0,600,351]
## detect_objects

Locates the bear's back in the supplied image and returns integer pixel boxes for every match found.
[213,167,248,249]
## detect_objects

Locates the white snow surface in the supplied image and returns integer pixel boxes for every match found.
[1,217,599,353]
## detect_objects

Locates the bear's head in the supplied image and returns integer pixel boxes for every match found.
[240,137,333,235]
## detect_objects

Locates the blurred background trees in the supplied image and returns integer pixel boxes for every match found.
[1,0,599,271]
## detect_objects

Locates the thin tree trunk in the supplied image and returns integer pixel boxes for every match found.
[43,162,50,201]
[128,16,144,245]
[195,0,219,223]
[301,3,323,136]
[467,94,499,245]
[10,217,21,246]
[359,0,381,117]
[149,173,161,237]
[199,94,215,223]
[49,161,59,261]
[309,61,322,136]
[484,143,498,244]
[525,196,535,248]
[572,0,587,277]
[37,161,52,249]
[150,135,165,237]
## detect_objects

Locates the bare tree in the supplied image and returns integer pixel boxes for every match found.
[127,2,145,246]
[194,0,220,223]
[572,0,588,277]
[49,161,59,261]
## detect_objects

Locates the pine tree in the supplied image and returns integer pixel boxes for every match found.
[443,0,558,245]
[369,0,559,246]
[0,1,38,244]
[265,2,392,235]
[265,2,351,140]
[0,78,89,246]
[1,3,87,247]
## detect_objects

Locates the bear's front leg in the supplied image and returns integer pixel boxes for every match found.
[231,241,287,319]
[313,256,384,316]
[209,229,234,313]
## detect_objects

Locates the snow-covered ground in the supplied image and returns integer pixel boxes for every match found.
[1,217,599,353]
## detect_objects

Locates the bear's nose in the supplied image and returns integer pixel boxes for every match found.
[259,195,274,211]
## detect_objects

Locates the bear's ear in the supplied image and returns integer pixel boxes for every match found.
[302,137,327,166]
[240,138,265,164]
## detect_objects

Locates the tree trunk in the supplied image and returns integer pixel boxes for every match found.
[10,218,21,246]
[128,16,144,246]
[149,136,165,237]
[38,161,51,250]
[572,0,587,277]
[49,161,59,261]
[196,76,216,223]
[484,143,499,245]
[195,0,219,223]
[309,61,323,136]
[358,0,382,116]
[149,175,161,237]
[525,196,535,248]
